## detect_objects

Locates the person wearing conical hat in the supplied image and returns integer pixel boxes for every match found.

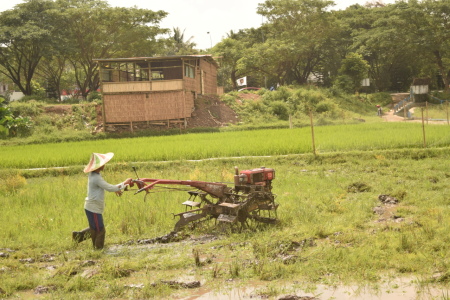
[72,152,132,250]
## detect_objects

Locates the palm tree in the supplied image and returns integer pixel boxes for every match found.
[169,27,197,55]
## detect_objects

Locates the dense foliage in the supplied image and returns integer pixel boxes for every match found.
[213,0,450,93]
[1,0,449,101]
[0,97,31,137]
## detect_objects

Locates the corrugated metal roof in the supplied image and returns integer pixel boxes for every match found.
[412,77,430,86]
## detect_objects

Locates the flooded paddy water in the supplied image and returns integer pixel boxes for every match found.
[176,278,449,300]
[107,235,450,300]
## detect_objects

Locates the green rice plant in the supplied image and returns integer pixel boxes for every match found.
[2,122,450,169]
[102,282,126,299]
[64,275,96,292]
[2,152,450,298]
[137,281,173,299]
[253,283,285,298]
[228,259,241,278]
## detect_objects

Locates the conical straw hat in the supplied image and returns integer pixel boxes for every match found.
[83,152,114,173]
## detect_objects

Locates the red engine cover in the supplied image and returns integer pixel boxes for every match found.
[240,168,275,184]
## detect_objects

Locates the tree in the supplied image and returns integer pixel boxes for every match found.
[37,56,68,100]
[337,52,369,92]
[409,0,450,92]
[253,0,338,85]
[237,39,294,86]
[165,27,198,55]
[351,0,450,92]
[213,38,248,90]
[56,0,169,99]
[214,28,268,89]
[0,0,59,95]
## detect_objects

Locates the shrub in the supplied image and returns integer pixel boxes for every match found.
[367,92,392,106]
[19,94,47,102]
[269,101,289,120]
[220,94,237,107]
[0,98,33,138]
[0,173,27,195]
[430,90,450,100]
[316,99,339,118]
[333,75,354,94]
[9,100,44,117]
[87,91,102,102]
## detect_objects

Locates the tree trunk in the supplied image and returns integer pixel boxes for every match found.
[231,70,237,90]
[434,50,449,92]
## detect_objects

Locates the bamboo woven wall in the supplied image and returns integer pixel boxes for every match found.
[104,91,192,123]
[184,76,197,93]
[144,91,187,120]
[102,80,183,93]
[182,58,217,94]
[152,80,183,91]
[103,82,151,93]
[185,91,195,112]
[199,59,218,94]
[104,94,146,123]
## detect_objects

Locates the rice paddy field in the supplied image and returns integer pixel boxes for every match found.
[1,122,450,299]
[2,122,450,169]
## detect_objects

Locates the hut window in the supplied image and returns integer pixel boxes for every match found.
[101,69,112,82]
[135,62,150,81]
[99,59,184,82]
[185,65,195,78]
[150,60,182,80]
[152,71,164,80]
[119,63,128,82]
[100,62,113,82]
[184,60,196,78]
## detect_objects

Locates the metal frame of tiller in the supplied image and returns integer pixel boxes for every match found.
[130,166,279,231]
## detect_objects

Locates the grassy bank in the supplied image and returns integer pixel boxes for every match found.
[1,150,449,298]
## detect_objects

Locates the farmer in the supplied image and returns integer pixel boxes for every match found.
[72,152,132,249]
[376,105,382,116]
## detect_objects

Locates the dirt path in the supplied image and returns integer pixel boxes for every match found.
[382,108,449,125]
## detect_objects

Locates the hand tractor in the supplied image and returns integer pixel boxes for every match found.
[128,166,279,232]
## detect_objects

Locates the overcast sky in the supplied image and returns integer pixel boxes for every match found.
[0,0,396,50]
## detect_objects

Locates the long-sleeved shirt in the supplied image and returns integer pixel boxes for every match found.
[84,172,127,214]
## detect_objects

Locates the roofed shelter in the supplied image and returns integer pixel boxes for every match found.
[95,55,219,131]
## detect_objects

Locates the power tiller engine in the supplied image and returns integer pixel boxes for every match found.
[129,166,278,231]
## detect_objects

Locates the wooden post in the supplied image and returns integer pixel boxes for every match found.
[446,101,449,125]
[421,108,426,148]
[426,101,428,125]
[101,104,106,132]
[403,100,406,120]
[309,110,316,156]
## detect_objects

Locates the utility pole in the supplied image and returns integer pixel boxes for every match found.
[207,32,212,49]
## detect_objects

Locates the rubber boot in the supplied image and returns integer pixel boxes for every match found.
[90,229,97,248]
[72,228,91,243]
[94,229,106,250]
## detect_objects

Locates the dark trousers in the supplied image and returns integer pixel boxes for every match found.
[85,209,104,232]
